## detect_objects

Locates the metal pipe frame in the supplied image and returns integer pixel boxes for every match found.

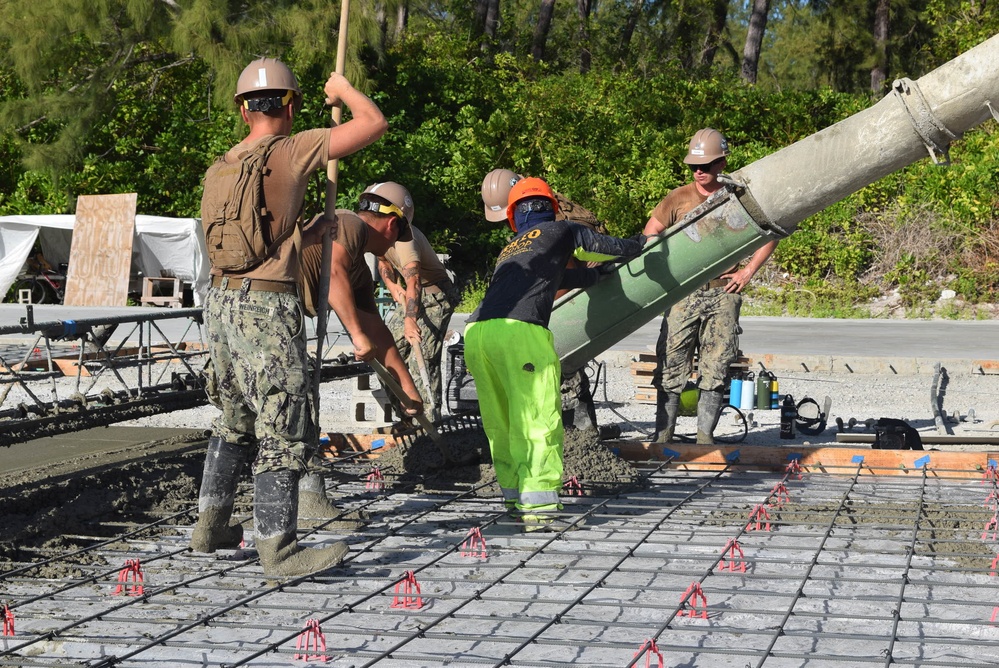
[0,306,370,446]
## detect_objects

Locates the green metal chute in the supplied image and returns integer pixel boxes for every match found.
[552,187,782,374]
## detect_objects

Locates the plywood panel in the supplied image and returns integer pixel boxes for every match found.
[63,194,137,306]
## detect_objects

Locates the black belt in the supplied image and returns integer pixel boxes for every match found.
[211,276,298,295]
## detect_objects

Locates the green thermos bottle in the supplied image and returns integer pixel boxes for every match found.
[756,371,773,410]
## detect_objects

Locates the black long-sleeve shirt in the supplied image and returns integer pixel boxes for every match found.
[470,220,643,328]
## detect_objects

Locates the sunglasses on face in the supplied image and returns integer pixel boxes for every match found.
[689,158,724,173]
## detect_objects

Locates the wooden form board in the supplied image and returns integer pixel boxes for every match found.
[605,441,999,479]
[63,193,137,306]
[324,431,999,479]
[632,351,750,403]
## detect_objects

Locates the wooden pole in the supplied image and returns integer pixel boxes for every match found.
[312,0,351,431]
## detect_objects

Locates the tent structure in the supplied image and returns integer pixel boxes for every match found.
[0,215,210,306]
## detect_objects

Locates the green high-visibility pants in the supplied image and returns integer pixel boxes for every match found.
[464,319,563,512]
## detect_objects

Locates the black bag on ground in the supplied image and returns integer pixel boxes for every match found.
[872,417,923,450]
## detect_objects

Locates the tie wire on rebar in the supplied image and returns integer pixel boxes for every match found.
[8,451,999,666]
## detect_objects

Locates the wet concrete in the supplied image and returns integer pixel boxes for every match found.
[0,426,205,476]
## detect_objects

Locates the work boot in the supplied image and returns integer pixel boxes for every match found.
[254,470,349,578]
[190,437,249,553]
[298,469,367,530]
[696,390,724,445]
[653,390,680,444]
[521,512,586,533]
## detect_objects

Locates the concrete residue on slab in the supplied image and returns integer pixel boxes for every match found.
[5,427,999,666]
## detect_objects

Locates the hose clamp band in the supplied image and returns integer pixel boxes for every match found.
[892,77,958,166]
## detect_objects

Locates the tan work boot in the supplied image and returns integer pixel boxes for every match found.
[696,390,724,445]
[190,437,249,553]
[520,512,586,533]
[298,471,368,530]
[255,470,349,577]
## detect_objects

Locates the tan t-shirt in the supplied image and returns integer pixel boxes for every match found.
[205,128,331,282]
[650,182,707,229]
[299,209,377,316]
[381,226,451,288]
[651,182,739,279]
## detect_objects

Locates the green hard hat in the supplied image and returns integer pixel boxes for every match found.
[679,386,699,417]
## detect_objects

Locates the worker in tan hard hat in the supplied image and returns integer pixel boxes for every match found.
[193,57,387,578]
[643,128,778,447]
[480,169,618,439]
[285,182,425,527]
[371,184,458,425]
[481,169,606,233]
[299,182,421,413]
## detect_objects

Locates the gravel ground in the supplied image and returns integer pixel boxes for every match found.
[115,349,999,450]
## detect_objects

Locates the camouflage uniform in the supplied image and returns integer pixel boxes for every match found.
[554,192,606,234]
[652,284,741,395]
[204,283,310,475]
[384,283,460,417]
[560,367,598,431]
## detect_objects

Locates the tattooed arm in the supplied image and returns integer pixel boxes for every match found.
[401,260,423,345]
[377,256,407,306]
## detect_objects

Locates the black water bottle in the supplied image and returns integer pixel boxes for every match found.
[780,394,796,439]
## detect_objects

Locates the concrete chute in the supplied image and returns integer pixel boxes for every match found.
[551,33,999,374]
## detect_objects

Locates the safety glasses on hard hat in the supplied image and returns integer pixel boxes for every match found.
[514,198,554,214]
[358,197,406,219]
[242,89,296,112]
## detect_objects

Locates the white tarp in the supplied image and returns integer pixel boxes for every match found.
[0,215,210,306]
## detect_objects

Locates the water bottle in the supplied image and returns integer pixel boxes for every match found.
[770,375,780,409]
[740,371,755,410]
[756,371,772,410]
[728,375,742,407]
[780,394,796,439]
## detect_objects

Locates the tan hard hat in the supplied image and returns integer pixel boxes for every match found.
[359,182,414,241]
[684,128,730,165]
[234,58,302,108]
[481,169,522,222]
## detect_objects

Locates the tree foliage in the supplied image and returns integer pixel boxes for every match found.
[0,0,998,308]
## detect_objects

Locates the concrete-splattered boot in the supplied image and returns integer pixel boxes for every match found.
[653,390,679,444]
[255,470,348,578]
[190,437,248,553]
[298,468,367,530]
[696,390,724,445]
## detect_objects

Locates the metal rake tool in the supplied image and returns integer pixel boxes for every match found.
[366,357,450,463]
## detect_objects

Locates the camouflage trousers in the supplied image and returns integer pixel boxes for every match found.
[652,286,741,395]
[203,285,311,476]
[560,366,598,431]
[385,285,459,419]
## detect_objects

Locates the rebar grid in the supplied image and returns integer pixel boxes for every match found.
[3,457,999,667]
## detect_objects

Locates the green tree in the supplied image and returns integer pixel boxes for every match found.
[0,0,390,175]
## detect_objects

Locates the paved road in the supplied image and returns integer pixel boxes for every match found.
[2,305,997,361]
[450,313,999,361]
